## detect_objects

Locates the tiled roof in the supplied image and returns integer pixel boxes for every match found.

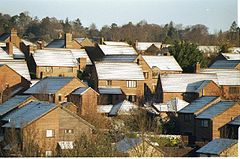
[142,55,182,71]
[95,62,144,80]
[98,87,122,95]
[196,101,235,119]
[221,53,240,60]
[179,96,218,114]
[196,138,238,155]
[0,47,12,60]
[228,115,240,126]
[71,87,88,95]
[46,39,65,48]
[98,45,137,55]
[0,95,33,116]
[2,101,56,128]
[136,42,162,51]
[24,77,74,94]
[209,60,240,69]
[96,55,137,63]
[116,137,142,153]
[109,100,138,116]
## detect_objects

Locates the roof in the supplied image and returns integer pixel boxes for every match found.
[33,49,78,67]
[200,69,240,85]
[136,42,162,51]
[2,101,56,128]
[24,77,74,94]
[103,41,130,46]
[95,62,144,80]
[71,87,88,95]
[221,53,240,60]
[161,74,218,92]
[196,138,238,155]
[21,39,36,46]
[0,60,31,81]
[109,100,138,116]
[228,115,240,126]
[196,101,236,119]
[116,137,142,153]
[0,95,33,116]
[97,105,113,114]
[70,49,92,65]
[209,60,240,69]
[142,55,182,71]
[0,47,12,60]
[46,39,65,48]
[153,98,189,112]
[98,87,122,95]
[179,96,218,114]
[96,55,137,63]
[0,33,10,41]
[12,45,25,59]
[98,45,137,55]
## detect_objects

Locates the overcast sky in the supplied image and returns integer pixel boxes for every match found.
[0,0,238,33]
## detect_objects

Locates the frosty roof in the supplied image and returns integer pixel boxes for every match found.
[12,45,25,59]
[142,55,182,71]
[136,42,162,51]
[209,60,240,69]
[97,105,113,114]
[109,100,138,116]
[153,98,189,112]
[221,53,240,60]
[70,49,92,65]
[196,138,238,155]
[0,60,31,81]
[116,137,142,153]
[196,101,235,119]
[24,77,74,94]
[0,95,33,116]
[0,47,12,60]
[98,45,137,55]
[160,73,218,92]
[103,41,130,46]
[2,101,56,128]
[33,49,78,67]
[179,96,218,114]
[95,62,144,80]
[96,55,137,63]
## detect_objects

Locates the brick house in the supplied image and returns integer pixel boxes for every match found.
[0,64,31,103]
[134,41,162,54]
[195,101,240,144]
[24,77,87,104]
[1,101,94,156]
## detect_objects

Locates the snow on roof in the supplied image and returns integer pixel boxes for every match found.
[221,53,240,60]
[95,62,144,80]
[160,73,218,92]
[109,100,138,116]
[70,49,92,65]
[103,41,130,46]
[142,55,182,71]
[13,45,25,59]
[97,105,113,114]
[0,47,12,60]
[153,98,189,112]
[136,42,162,51]
[98,45,137,55]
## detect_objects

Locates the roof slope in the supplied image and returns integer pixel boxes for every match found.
[0,47,12,60]
[24,77,73,94]
[142,55,182,71]
[196,138,238,155]
[153,98,189,112]
[179,96,218,114]
[71,87,88,95]
[161,74,218,92]
[46,39,65,48]
[98,45,137,55]
[209,60,240,69]
[109,100,138,116]
[103,41,130,46]
[221,53,240,60]
[0,33,10,41]
[136,42,162,51]
[0,95,33,116]
[196,101,236,119]
[95,62,144,80]
[96,55,137,63]
[98,87,122,95]
[2,101,56,128]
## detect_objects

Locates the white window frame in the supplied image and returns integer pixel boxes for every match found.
[127,81,137,88]
[46,129,54,138]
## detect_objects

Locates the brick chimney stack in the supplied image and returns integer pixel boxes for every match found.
[65,33,72,48]
[79,57,87,70]
[100,37,104,45]
[37,41,44,49]
[10,28,20,47]
[6,42,13,56]
[195,62,201,73]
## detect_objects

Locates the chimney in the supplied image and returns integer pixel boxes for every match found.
[37,40,44,49]
[65,33,72,48]
[6,42,13,56]
[79,57,87,70]
[135,40,138,48]
[100,37,104,45]
[195,62,201,73]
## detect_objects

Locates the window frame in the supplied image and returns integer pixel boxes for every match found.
[126,80,137,88]
[46,129,54,138]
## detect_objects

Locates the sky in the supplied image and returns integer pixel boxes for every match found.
[0,0,238,33]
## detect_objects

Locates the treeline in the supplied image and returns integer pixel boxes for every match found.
[0,12,239,46]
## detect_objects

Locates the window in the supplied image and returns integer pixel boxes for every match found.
[184,114,191,121]
[127,81,137,88]
[136,59,140,65]
[127,95,137,102]
[229,87,240,94]
[58,95,62,102]
[106,80,112,86]
[45,151,52,157]
[201,120,209,128]
[46,129,54,138]
[143,72,149,79]
[64,129,74,134]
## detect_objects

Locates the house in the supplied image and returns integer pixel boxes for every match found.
[115,137,163,157]
[209,60,240,70]
[92,62,145,104]
[109,100,138,116]
[178,96,220,144]
[200,69,240,100]
[135,41,162,54]
[157,73,221,103]
[24,77,87,104]
[46,33,94,49]
[196,138,238,157]
[1,101,94,156]
[195,101,240,144]
[0,64,31,103]
[67,87,99,116]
